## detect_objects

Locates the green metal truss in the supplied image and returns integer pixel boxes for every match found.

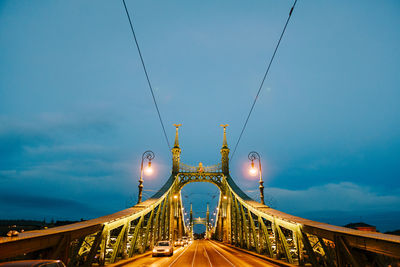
[3,131,400,267]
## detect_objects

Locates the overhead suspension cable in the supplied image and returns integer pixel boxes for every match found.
[230,0,298,161]
[122,0,171,150]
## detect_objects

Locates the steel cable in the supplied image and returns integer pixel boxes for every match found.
[122,0,171,150]
[230,0,298,161]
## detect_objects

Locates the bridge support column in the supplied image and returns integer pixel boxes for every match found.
[98,229,109,266]
[177,195,183,239]
[222,193,232,243]
[169,194,176,242]
[217,203,223,241]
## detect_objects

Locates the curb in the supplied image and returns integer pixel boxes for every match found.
[108,251,152,267]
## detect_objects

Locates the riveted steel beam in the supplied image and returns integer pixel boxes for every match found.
[153,199,164,244]
[247,209,260,253]
[239,202,250,249]
[98,228,109,266]
[318,237,335,267]
[336,235,360,267]
[230,193,238,246]
[109,222,128,263]
[160,194,168,240]
[67,237,84,267]
[141,207,155,253]
[128,215,144,257]
[232,195,243,247]
[298,230,319,267]
[274,222,293,264]
[83,226,105,267]
[258,215,274,258]
[49,234,70,261]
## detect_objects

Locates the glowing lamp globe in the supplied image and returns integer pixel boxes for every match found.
[144,161,153,175]
[249,161,257,176]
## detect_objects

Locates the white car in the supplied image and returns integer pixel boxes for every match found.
[152,241,173,257]
[174,239,183,246]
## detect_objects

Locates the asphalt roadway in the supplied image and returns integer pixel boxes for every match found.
[111,240,280,267]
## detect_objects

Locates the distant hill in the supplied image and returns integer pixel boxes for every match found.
[0,219,83,236]
[385,230,400,236]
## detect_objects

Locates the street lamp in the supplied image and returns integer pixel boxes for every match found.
[248,151,265,205]
[137,150,155,204]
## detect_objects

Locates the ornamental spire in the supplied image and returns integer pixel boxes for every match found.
[173,123,182,148]
[172,124,182,174]
[220,124,229,149]
[220,124,230,174]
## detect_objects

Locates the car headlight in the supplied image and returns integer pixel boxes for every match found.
[153,249,157,253]
[164,249,170,252]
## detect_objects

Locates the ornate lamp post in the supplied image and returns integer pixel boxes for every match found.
[248,151,265,205]
[137,150,155,204]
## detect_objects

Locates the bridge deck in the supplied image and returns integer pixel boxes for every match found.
[109,240,286,267]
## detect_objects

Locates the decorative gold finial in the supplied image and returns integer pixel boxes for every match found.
[173,123,182,148]
[198,162,204,173]
[220,124,229,129]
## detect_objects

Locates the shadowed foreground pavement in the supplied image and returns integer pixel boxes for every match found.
[111,240,280,267]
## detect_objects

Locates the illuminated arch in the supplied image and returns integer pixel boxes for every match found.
[176,172,225,192]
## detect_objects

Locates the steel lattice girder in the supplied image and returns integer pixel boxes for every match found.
[225,174,400,260]
[2,171,400,265]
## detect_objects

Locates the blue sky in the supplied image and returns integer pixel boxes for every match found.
[0,0,399,232]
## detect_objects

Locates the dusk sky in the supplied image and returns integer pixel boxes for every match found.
[1,0,399,233]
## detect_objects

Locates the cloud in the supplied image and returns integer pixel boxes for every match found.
[253,182,400,232]
[0,113,134,217]
[0,113,118,170]
[266,182,400,213]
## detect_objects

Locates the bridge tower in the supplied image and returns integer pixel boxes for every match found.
[220,124,230,175]
[172,124,182,174]
[170,124,183,242]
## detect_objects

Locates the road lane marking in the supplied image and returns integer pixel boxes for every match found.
[191,242,199,267]
[149,246,185,267]
[209,241,235,267]
[168,243,193,267]
[203,247,213,267]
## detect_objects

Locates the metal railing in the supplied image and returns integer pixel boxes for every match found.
[179,162,222,173]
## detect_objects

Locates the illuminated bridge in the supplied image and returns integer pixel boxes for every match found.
[1,125,399,267]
